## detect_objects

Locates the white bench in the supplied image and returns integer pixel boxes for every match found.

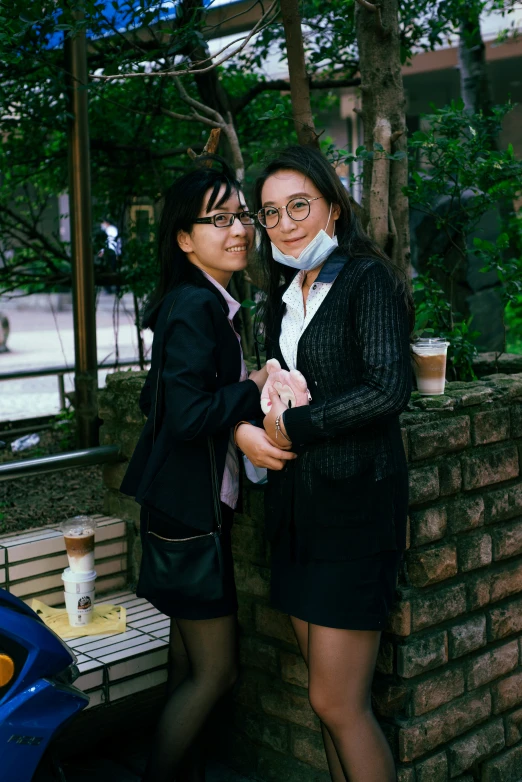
[0,516,170,709]
[0,515,128,602]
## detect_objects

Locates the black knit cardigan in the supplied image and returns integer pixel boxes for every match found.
[265,253,412,561]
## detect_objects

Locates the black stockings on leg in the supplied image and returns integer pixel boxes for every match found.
[290,616,396,782]
[307,623,396,782]
[290,617,347,782]
[142,614,237,782]
[166,620,205,782]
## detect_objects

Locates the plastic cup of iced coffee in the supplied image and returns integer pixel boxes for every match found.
[411,338,450,396]
[62,515,96,574]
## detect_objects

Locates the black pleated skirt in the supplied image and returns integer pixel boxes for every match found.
[139,504,238,620]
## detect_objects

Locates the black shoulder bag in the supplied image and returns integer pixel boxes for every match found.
[136,290,225,613]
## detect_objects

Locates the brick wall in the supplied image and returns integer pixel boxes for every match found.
[99,371,522,782]
[474,353,522,377]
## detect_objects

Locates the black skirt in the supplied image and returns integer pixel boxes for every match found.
[139,504,238,620]
[270,469,408,631]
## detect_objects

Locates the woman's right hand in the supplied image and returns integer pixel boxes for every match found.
[249,364,269,392]
[236,424,297,471]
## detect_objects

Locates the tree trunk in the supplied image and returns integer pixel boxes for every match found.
[176,1,254,355]
[458,6,494,117]
[280,0,319,147]
[458,3,507,353]
[178,0,245,178]
[355,0,410,274]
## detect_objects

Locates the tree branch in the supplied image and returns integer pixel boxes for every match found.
[91,0,279,81]
[174,75,224,124]
[188,128,221,162]
[203,0,264,32]
[232,76,362,113]
[158,106,222,128]
[0,204,70,263]
[90,140,203,159]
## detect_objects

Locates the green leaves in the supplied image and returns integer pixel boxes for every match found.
[241,299,257,315]
[338,143,406,166]
[413,257,480,380]
[258,103,287,121]
[407,97,522,375]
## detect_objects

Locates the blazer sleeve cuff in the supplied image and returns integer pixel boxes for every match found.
[283,405,324,445]
[243,379,264,418]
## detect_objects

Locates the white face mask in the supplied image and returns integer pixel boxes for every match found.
[270,204,338,271]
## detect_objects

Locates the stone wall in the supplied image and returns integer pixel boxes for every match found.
[99,371,522,782]
[474,353,522,378]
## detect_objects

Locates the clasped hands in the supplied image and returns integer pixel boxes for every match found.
[262,389,293,450]
[236,369,297,472]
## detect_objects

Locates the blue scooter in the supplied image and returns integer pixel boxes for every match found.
[0,588,89,781]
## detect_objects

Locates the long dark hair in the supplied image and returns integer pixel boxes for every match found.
[143,156,241,328]
[253,145,414,338]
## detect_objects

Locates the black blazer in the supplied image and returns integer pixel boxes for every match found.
[120,279,261,532]
[265,252,412,561]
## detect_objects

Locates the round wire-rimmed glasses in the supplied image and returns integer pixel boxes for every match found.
[193,211,256,228]
[257,196,324,229]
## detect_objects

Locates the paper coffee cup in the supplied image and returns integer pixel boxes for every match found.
[62,567,96,627]
[62,515,96,573]
[62,567,97,593]
[411,338,450,396]
[64,590,95,627]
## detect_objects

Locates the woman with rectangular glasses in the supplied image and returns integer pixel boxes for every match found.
[236,146,414,782]
[120,157,294,782]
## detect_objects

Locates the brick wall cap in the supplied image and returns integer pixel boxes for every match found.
[474,352,522,376]
[406,376,522,417]
[105,370,149,387]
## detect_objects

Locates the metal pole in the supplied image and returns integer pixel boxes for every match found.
[65,8,98,447]
[133,292,146,370]
[57,373,66,411]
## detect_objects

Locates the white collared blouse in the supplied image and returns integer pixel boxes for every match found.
[280,269,334,371]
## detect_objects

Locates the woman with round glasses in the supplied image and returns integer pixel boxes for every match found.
[236,146,413,781]
[120,157,295,782]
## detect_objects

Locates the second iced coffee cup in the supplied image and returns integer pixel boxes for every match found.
[411,338,450,396]
[62,515,96,573]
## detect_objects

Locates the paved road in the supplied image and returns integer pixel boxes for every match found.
[0,294,152,421]
[42,735,254,782]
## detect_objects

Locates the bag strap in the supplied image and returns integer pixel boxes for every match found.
[151,287,222,535]
[208,437,223,534]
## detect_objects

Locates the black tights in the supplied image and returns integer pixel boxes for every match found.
[291,616,396,782]
[142,614,237,782]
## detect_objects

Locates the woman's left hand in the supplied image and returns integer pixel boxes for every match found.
[263,389,293,450]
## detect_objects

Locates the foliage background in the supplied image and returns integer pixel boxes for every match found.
[1,0,521,370]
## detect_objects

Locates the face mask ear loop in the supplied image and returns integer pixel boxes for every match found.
[325,203,333,235]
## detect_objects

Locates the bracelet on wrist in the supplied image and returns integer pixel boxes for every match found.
[275,413,292,443]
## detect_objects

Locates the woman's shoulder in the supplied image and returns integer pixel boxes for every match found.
[164,282,225,320]
[339,255,401,291]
